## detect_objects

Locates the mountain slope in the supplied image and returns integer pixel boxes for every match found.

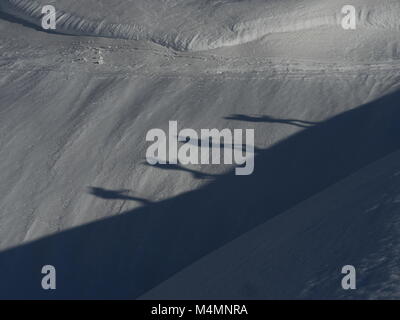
[142,149,400,299]
[1,0,400,299]
[2,0,400,52]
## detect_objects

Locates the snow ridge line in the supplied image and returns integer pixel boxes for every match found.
[1,0,212,51]
[0,0,335,52]
[2,0,399,52]
[0,0,153,44]
[0,0,338,51]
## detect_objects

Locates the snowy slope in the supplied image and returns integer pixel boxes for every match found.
[142,150,400,299]
[0,0,400,299]
[2,0,400,51]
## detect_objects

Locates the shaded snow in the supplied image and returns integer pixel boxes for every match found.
[142,150,400,299]
[1,0,400,299]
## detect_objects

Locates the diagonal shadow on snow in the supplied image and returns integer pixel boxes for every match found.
[1,89,400,299]
[225,114,320,128]
[87,187,153,205]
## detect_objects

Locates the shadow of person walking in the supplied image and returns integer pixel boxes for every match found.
[144,162,218,180]
[225,114,320,128]
[2,88,400,299]
[88,187,152,205]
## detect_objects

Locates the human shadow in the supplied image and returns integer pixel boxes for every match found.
[178,136,262,154]
[1,89,400,299]
[144,161,218,180]
[225,114,319,128]
[88,187,152,205]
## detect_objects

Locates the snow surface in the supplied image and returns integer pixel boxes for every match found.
[142,150,400,299]
[0,0,400,299]
[2,0,400,51]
